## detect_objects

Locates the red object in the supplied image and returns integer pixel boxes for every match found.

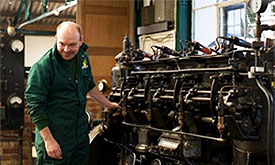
[201,47,212,54]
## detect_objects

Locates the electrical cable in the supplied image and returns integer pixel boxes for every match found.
[103,137,136,165]
[231,141,252,165]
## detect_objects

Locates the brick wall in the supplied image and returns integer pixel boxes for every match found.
[86,97,104,120]
[0,107,34,165]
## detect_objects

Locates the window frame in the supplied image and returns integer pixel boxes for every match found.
[192,0,249,42]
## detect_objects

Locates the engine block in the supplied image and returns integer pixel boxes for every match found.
[88,12,275,163]
[90,34,275,165]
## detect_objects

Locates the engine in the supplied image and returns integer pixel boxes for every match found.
[89,22,275,165]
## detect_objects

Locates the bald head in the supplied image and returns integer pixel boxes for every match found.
[56,21,82,40]
[55,21,83,60]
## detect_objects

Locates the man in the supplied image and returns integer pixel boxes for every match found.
[25,21,120,164]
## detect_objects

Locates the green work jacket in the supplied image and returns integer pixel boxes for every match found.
[25,43,95,161]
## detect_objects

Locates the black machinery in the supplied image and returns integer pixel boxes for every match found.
[0,33,25,130]
[0,32,25,165]
[88,1,275,164]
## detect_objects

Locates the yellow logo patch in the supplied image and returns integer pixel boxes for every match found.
[82,58,88,69]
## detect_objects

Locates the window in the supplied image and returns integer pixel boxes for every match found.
[224,4,245,37]
[192,0,275,46]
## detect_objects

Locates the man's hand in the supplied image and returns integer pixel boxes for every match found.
[40,127,63,159]
[44,137,63,159]
[106,102,121,111]
[88,87,121,114]
[104,102,121,116]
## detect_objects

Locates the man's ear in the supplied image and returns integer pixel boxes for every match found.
[80,35,84,45]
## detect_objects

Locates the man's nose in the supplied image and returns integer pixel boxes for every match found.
[64,45,70,52]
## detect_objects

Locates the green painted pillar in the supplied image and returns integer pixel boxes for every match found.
[176,0,192,51]
[133,0,143,48]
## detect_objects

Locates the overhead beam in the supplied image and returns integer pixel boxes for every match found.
[0,11,75,20]
[0,29,55,35]
[12,0,67,2]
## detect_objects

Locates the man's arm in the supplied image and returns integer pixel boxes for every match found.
[25,62,62,159]
[87,87,120,110]
[40,127,63,159]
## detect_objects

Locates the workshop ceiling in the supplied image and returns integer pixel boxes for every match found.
[0,0,76,30]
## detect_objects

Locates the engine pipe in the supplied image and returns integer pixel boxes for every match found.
[131,66,233,75]
[122,122,225,142]
[256,78,274,165]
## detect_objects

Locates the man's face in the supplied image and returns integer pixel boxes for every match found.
[56,27,83,61]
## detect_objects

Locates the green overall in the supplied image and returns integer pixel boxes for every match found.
[25,43,95,165]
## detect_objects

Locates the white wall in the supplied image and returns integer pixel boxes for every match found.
[139,30,176,54]
[25,35,55,68]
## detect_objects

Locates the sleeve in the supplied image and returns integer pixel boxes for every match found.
[86,54,96,91]
[88,72,96,91]
[25,61,52,130]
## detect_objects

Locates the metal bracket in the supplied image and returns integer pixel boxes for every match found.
[42,0,48,13]
[17,0,77,29]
